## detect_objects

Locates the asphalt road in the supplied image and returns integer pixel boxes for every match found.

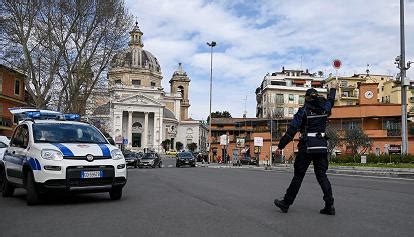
[0,158,413,237]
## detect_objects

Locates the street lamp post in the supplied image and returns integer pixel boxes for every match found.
[207,41,216,163]
[396,0,411,155]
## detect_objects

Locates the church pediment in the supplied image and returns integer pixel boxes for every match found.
[116,93,162,106]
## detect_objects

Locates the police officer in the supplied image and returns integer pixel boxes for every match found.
[274,84,337,215]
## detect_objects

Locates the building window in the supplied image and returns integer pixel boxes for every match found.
[132,80,141,86]
[288,107,294,115]
[288,94,294,101]
[272,107,284,117]
[343,120,361,130]
[14,79,20,95]
[340,80,348,87]
[115,79,122,84]
[299,95,305,105]
[276,94,284,104]
[0,103,3,115]
[381,86,384,91]
[151,82,156,87]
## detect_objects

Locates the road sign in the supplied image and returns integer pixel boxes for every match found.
[333,59,342,69]
[236,138,245,148]
[254,137,263,147]
[115,135,123,144]
[122,138,128,145]
[220,135,228,145]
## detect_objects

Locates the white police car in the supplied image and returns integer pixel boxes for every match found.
[0,109,127,205]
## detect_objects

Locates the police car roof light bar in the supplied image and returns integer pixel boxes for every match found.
[63,114,81,121]
[9,107,81,122]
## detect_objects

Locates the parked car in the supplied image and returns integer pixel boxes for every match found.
[240,155,258,165]
[176,152,196,167]
[0,136,10,161]
[138,152,162,168]
[123,150,139,168]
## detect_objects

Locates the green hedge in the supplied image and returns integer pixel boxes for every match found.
[330,154,414,164]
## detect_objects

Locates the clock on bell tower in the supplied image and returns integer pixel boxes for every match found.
[358,83,379,105]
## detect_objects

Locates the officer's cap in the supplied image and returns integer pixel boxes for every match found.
[305,88,318,97]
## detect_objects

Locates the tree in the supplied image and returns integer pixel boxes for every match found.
[1,0,132,114]
[344,127,372,162]
[176,141,183,151]
[326,125,341,160]
[161,139,171,151]
[207,111,232,123]
[187,142,197,152]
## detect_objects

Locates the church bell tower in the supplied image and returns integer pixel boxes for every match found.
[170,63,190,121]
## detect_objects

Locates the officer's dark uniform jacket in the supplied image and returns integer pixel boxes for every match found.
[278,88,336,153]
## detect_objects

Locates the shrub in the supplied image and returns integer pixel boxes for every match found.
[331,153,414,164]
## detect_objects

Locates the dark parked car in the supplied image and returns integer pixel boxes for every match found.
[123,150,139,168]
[176,152,196,167]
[138,152,162,168]
[240,155,258,165]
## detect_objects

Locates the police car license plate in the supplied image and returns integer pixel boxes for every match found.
[81,171,103,179]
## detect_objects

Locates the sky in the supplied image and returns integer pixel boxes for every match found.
[125,0,414,121]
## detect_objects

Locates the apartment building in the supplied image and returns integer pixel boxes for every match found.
[0,64,27,137]
[256,67,327,119]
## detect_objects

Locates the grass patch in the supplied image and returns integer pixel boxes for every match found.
[330,163,414,169]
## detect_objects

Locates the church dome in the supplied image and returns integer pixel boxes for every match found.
[110,49,161,73]
[110,21,161,74]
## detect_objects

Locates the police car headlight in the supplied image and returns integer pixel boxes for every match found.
[41,149,64,161]
[111,149,124,160]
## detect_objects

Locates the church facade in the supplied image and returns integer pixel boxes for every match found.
[89,22,207,153]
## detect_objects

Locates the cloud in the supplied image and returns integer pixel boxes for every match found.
[126,0,414,120]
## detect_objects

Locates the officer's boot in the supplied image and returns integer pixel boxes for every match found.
[320,205,335,215]
[274,199,289,213]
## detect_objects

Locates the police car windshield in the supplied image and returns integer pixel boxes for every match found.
[33,123,107,144]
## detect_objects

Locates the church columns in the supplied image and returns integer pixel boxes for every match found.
[127,111,133,148]
[143,112,149,148]
[153,111,159,151]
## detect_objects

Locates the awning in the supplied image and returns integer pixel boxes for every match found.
[311,81,322,85]
[293,80,305,84]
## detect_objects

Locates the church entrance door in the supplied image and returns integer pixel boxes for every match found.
[132,133,141,148]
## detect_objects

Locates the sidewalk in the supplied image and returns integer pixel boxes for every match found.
[199,163,414,179]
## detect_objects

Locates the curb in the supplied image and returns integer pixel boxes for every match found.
[199,164,414,179]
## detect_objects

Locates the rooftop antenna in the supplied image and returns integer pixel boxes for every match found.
[243,95,247,118]
[300,55,303,70]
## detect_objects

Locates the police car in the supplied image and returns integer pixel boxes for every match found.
[0,109,127,205]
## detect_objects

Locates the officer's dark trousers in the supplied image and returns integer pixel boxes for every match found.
[283,151,334,206]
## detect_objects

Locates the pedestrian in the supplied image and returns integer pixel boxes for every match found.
[273,84,337,215]
[226,153,230,164]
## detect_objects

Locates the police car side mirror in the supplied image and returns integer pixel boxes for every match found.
[107,137,115,145]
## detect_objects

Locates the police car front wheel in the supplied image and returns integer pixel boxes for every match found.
[26,171,43,206]
[109,187,122,200]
